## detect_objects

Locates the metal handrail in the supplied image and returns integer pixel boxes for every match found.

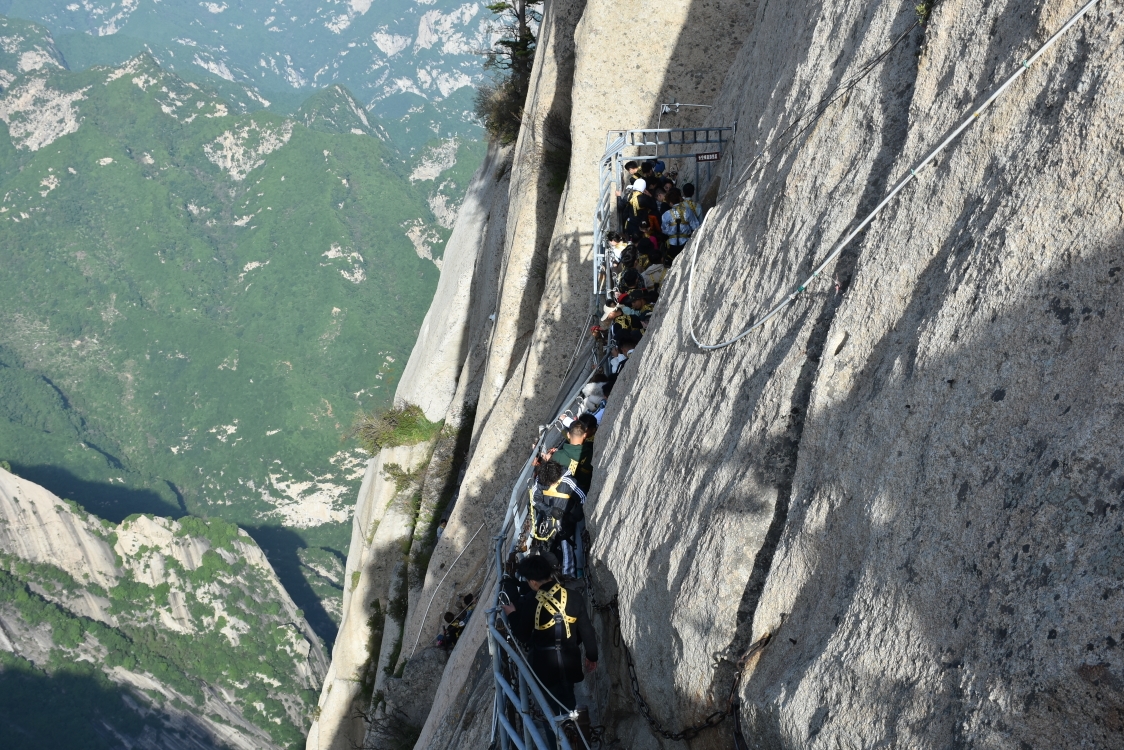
[488,354,608,750]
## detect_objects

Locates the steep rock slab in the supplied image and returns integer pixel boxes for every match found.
[308,441,432,750]
[590,0,1123,747]
[735,3,1124,747]
[473,0,588,418]
[309,140,513,750]
[412,0,763,743]
[397,142,515,423]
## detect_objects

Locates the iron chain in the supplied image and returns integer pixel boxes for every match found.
[592,594,772,743]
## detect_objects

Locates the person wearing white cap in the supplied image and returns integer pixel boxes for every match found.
[622,178,657,235]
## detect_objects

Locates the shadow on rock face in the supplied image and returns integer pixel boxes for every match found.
[737,232,1124,747]
[244,524,338,648]
[10,463,183,523]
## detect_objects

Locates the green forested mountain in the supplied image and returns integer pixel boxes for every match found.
[0,18,445,644]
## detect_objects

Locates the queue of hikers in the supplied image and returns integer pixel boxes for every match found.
[437,157,702,748]
[502,158,701,747]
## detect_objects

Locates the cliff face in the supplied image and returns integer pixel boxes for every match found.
[592,0,1124,747]
[314,0,1124,747]
[307,141,513,750]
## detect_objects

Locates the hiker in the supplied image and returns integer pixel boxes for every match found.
[529,460,585,566]
[577,412,598,439]
[580,381,606,416]
[680,182,702,220]
[623,179,658,235]
[609,343,633,374]
[456,593,476,628]
[503,554,598,734]
[637,221,661,260]
[604,305,645,346]
[606,231,628,266]
[640,248,667,288]
[436,519,447,539]
[618,160,640,191]
[436,611,462,650]
[654,184,672,217]
[662,186,701,257]
[550,420,593,492]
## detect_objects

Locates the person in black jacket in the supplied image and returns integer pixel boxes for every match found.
[529,460,585,573]
[503,555,598,726]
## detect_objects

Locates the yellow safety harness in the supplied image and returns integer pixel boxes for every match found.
[628,190,642,215]
[534,583,577,638]
[528,483,568,541]
[668,203,696,243]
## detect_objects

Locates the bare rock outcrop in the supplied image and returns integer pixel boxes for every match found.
[397,143,516,424]
[0,469,119,591]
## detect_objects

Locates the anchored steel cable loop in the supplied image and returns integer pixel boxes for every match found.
[687,0,1102,351]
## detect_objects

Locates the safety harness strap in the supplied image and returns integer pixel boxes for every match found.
[534,583,577,639]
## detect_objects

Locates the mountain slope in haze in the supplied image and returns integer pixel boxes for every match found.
[0,21,443,643]
[0,0,493,160]
[0,466,328,749]
[0,14,65,86]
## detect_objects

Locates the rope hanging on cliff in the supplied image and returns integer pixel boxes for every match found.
[685,0,1103,351]
[407,520,486,660]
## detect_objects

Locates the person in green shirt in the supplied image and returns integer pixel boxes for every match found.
[549,420,594,493]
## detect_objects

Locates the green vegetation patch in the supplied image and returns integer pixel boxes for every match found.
[350,404,442,454]
[0,45,443,645]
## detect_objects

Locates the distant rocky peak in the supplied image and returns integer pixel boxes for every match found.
[295,83,388,140]
[0,15,66,91]
[102,53,234,122]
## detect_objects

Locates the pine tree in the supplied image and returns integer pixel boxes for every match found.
[475,0,543,142]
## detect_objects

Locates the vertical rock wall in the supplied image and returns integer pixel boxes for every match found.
[588,0,1124,747]
[307,143,512,750]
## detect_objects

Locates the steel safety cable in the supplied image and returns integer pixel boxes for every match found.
[687,0,1102,351]
[408,520,487,659]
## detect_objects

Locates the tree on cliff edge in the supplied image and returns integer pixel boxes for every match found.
[475,0,543,143]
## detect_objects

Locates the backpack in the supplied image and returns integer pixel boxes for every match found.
[668,204,694,244]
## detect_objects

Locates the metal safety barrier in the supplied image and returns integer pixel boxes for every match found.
[487,352,609,750]
[591,126,734,299]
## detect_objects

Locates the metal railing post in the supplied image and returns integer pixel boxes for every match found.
[518,662,533,748]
